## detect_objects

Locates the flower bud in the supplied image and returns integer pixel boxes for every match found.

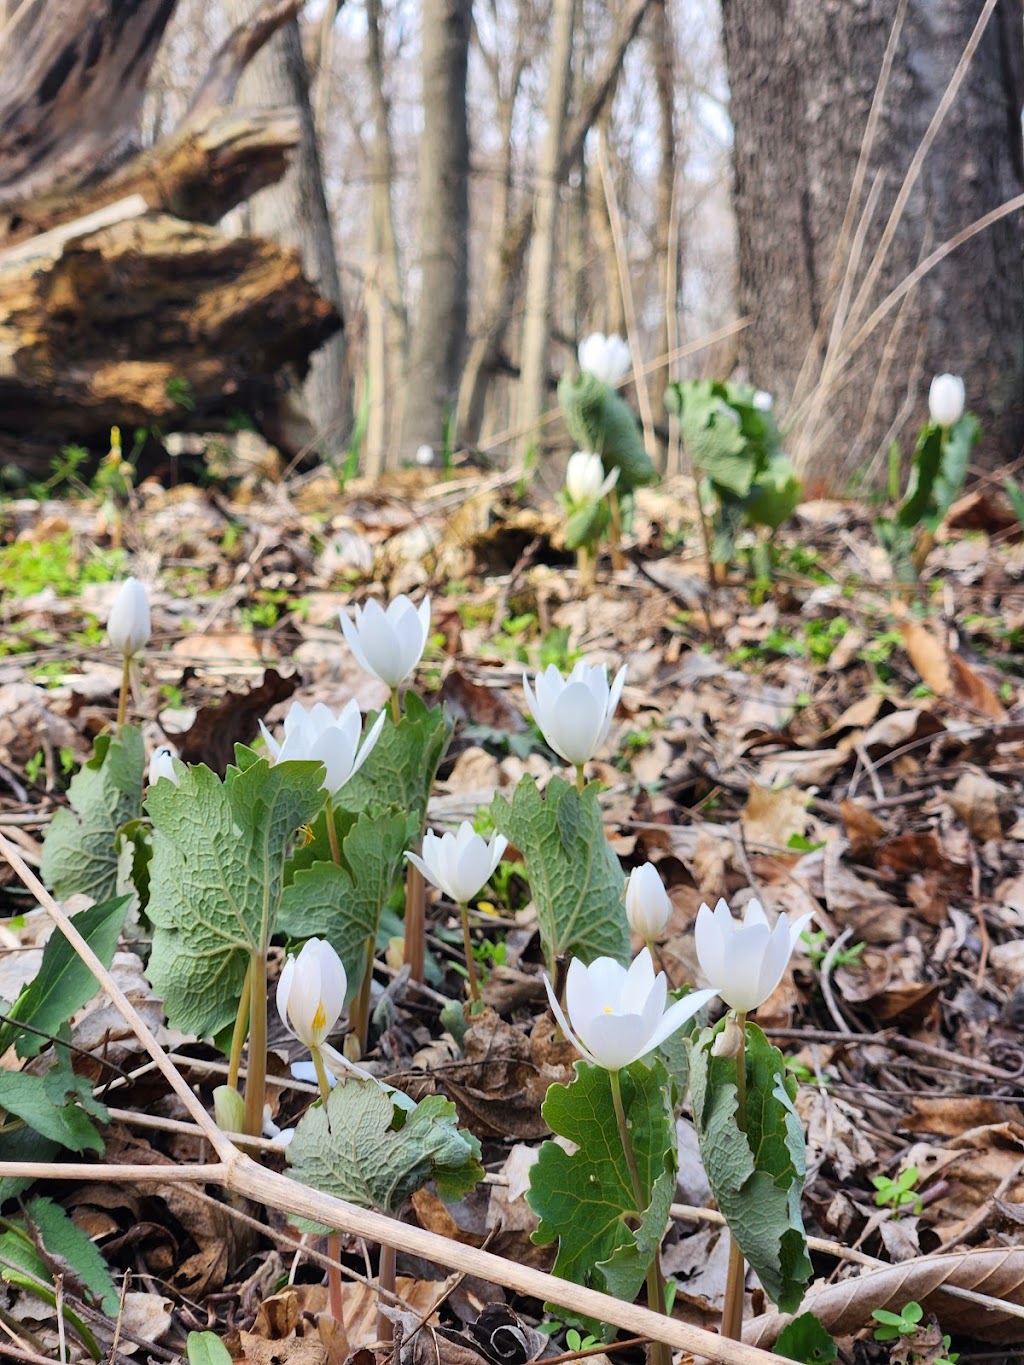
[522,660,626,767]
[577,332,632,386]
[404,822,508,905]
[107,577,151,657]
[544,948,717,1071]
[564,451,619,506]
[213,1084,244,1133]
[340,595,431,689]
[148,745,180,787]
[928,374,965,428]
[277,938,347,1051]
[625,863,672,941]
[695,896,812,1014]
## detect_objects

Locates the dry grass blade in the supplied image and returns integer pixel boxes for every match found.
[744,1247,1024,1348]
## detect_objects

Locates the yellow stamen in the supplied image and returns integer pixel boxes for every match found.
[311,1001,327,1037]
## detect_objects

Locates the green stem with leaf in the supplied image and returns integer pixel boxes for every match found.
[311,1046,345,1325]
[721,1011,748,1340]
[608,1068,670,1365]
[350,934,376,1057]
[226,959,252,1092]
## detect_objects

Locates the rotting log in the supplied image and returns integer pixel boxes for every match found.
[0,0,339,472]
[0,204,338,469]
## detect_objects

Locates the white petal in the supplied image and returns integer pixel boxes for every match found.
[643,988,719,1054]
[694,902,726,986]
[720,923,773,1012]
[582,1012,653,1070]
[619,948,658,1014]
[548,682,604,764]
[544,972,597,1066]
[277,956,296,1033]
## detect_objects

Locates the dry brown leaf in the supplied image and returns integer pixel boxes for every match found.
[741,783,809,849]
[948,769,1009,842]
[899,621,1006,720]
[745,1247,1024,1346]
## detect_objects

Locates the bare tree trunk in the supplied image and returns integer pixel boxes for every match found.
[587,111,626,339]
[400,0,472,461]
[516,0,577,455]
[650,0,677,424]
[457,0,653,446]
[364,0,407,476]
[720,0,1024,483]
[226,0,350,458]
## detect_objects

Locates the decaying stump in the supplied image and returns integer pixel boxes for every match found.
[0,0,343,473]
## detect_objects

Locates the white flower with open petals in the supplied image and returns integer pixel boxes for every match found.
[148,745,180,787]
[107,577,151,657]
[340,595,431,689]
[523,660,626,767]
[928,373,965,428]
[565,451,619,506]
[578,332,631,386]
[625,863,672,941]
[405,822,508,905]
[695,897,813,1014]
[259,700,384,796]
[277,938,347,1051]
[545,948,717,1072]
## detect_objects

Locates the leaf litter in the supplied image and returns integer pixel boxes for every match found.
[2,462,1024,1360]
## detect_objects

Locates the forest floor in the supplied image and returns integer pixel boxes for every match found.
[2,449,1024,1365]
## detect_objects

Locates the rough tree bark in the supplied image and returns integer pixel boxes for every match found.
[720,0,1024,483]
[400,0,472,461]
[227,0,350,458]
[516,0,577,454]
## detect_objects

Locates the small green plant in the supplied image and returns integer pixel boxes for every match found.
[801,929,864,970]
[872,1165,923,1216]
[565,1329,600,1352]
[872,1299,923,1341]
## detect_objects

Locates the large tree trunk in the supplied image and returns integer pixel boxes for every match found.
[400,0,472,462]
[227,0,350,458]
[516,0,577,455]
[720,0,1024,484]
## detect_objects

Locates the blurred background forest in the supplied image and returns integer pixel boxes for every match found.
[1,0,1022,492]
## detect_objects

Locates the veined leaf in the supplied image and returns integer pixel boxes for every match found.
[490,776,628,972]
[145,758,326,1036]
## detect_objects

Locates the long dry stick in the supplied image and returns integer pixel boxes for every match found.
[0,831,780,1365]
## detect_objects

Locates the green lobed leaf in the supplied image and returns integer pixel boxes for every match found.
[558,372,658,491]
[527,1060,676,1335]
[746,454,802,531]
[490,776,628,973]
[40,727,146,903]
[339,693,454,830]
[689,1020,811,1312]
[0,1043,106,1153]
[0,1125,60,1208]
[564,497,608,551]
[26,1195,119,1314]
[899,414,980,531]
[279,804,416,1000]
[287,1078,482,1214]
[145,757,327,1036]
[0,895,131,1059]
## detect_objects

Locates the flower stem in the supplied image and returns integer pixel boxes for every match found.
[608,489,626,572]
[390,689,401,724]
[325,795,341,867]
[721,1011,748,1341]
[311,1046,345,1327]
[377,1240,397,1344]
[227,959,252,1092]
[116,653,132,730]
[350,934,376,1057]
[574,763,585,793]
[608,1069,671,1365]
[241,947,267,1138]
[458,902,481,1003]
[403,859,425,984]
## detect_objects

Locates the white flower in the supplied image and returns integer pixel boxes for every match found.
[340,595,431,689]
[259,699,384,796]
[405,821,508,904]
[262,1105,295,1147]
[277,938,347,1051]
[148,745,180,787]
[578,332,632,386]
[928,374,965,428]
[415,443,434,466]
[107,577,151,656]
[753,390,774,411]
[695,897,813,1014]
[523,660,627,767]
[545,948,718,1071]
[625,863,672,941]
[565,451,619,505]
